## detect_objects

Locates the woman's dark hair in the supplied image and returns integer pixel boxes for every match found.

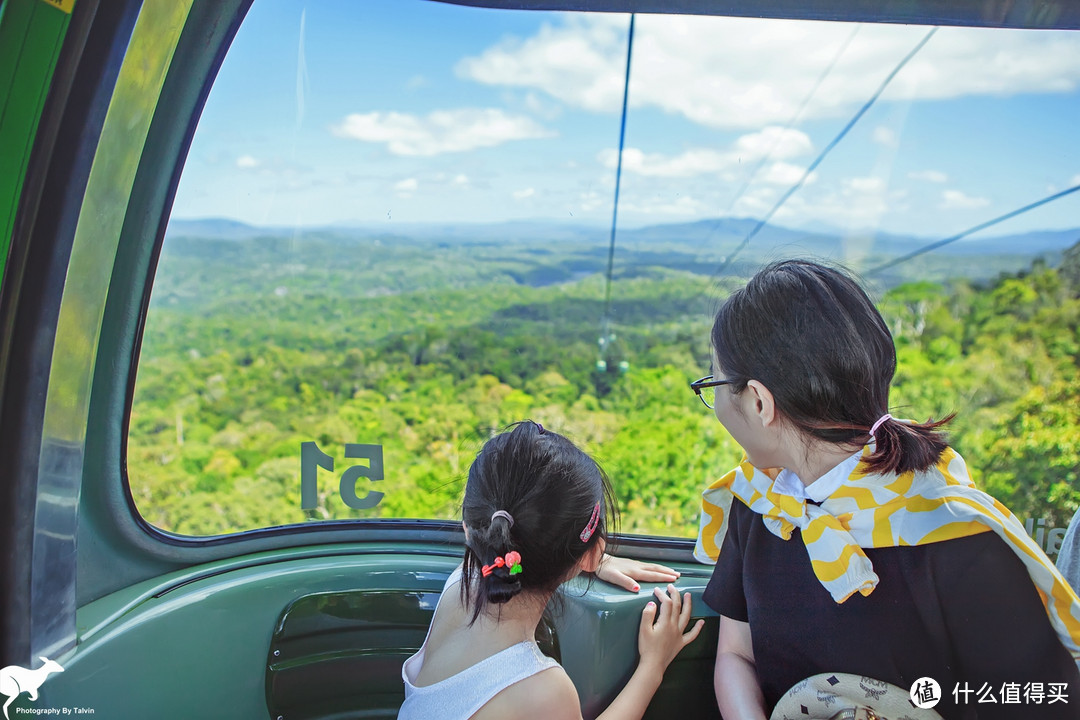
[712,259,951,475]
[460,421,617,623]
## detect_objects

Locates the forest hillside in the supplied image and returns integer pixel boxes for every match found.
[128,224,1080,557]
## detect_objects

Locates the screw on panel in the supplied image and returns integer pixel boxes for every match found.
[273,650,281,657]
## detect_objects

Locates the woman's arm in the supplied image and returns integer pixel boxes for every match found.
[714,615,766,720]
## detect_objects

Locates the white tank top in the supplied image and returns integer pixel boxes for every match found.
[399,568,561,720]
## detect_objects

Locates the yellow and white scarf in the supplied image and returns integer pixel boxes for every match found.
[694,446,1080,665]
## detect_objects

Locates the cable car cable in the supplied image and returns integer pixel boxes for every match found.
[598,14,635,367]
[715,26,938,277]
[865,182,1080,277]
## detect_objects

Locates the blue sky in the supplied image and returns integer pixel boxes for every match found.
[171,0,1080,239]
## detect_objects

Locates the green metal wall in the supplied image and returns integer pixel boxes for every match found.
[0,0,74,291]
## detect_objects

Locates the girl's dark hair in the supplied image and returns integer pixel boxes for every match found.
[460,421,617,623]
[712,259,952,475]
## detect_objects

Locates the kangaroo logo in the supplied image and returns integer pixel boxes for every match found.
[0,657,64,719]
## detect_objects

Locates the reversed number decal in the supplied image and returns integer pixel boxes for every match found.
[300,442,385,511]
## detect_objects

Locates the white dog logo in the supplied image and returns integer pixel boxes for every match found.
[0,657,64,719]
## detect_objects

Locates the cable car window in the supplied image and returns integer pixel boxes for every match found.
[128,0,1080,542]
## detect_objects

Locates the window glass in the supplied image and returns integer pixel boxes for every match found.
[129,0,1080,548]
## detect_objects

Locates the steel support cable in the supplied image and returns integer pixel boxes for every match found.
[865,183,1080,277]
[721,24,861,218]
[599,14,635,363]
[716,26,938,277]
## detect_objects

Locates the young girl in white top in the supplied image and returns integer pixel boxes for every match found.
[400,421,704,720]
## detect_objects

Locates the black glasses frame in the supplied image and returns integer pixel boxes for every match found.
[690,375,735,409]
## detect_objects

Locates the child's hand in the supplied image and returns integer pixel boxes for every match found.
[595,554,680,592]
[637,584,705,673]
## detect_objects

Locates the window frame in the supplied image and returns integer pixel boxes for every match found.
[83,0,1080,605]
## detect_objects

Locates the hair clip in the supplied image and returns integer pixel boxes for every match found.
[535,422,544,433]
[482,551,523,578]
[579,501,601,542]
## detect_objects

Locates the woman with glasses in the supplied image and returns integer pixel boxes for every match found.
[691,260,1080,720]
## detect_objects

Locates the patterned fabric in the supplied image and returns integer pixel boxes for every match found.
[694,445,1080,665]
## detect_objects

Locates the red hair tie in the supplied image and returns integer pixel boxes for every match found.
[482,551,523,577]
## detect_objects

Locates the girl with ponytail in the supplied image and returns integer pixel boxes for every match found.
[400,421,704,720]
[694,260,1080,719]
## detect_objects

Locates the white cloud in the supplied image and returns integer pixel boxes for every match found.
[457,16,628,114]
[872,127,898,147]
[738,174,897,230]
[452,174,470,187]
[579,190,604,212]
[458,16,1080,129]
[596,127,812,179]
[513,187,536,200]
[1071,174,1080,186]
[846,176,886,193]
[599,147,728,178]
[845,178,891,220]
[908,169,948,183]
[622,194,703,216]
[730,186,777,217]
[940,189,990,209]
[332,108,553,156]
[395,178,418,198]
[813,176,891,227]
[236,155,259,169]
[732,127,814,161]
[760,161,812,186]
[523,91,563,121]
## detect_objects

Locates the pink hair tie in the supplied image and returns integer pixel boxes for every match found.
[869,413,892,437]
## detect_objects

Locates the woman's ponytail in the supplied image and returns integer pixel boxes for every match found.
[863,413,954,475]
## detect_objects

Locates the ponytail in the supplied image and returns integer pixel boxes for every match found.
[862,414,954,475]
[461,512,524,621]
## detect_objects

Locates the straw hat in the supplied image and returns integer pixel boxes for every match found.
[770,673,945,720]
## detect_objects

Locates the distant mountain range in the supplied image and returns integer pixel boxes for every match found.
[166,217,1080,260]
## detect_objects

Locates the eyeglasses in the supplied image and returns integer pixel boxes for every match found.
[690,375,735,409]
